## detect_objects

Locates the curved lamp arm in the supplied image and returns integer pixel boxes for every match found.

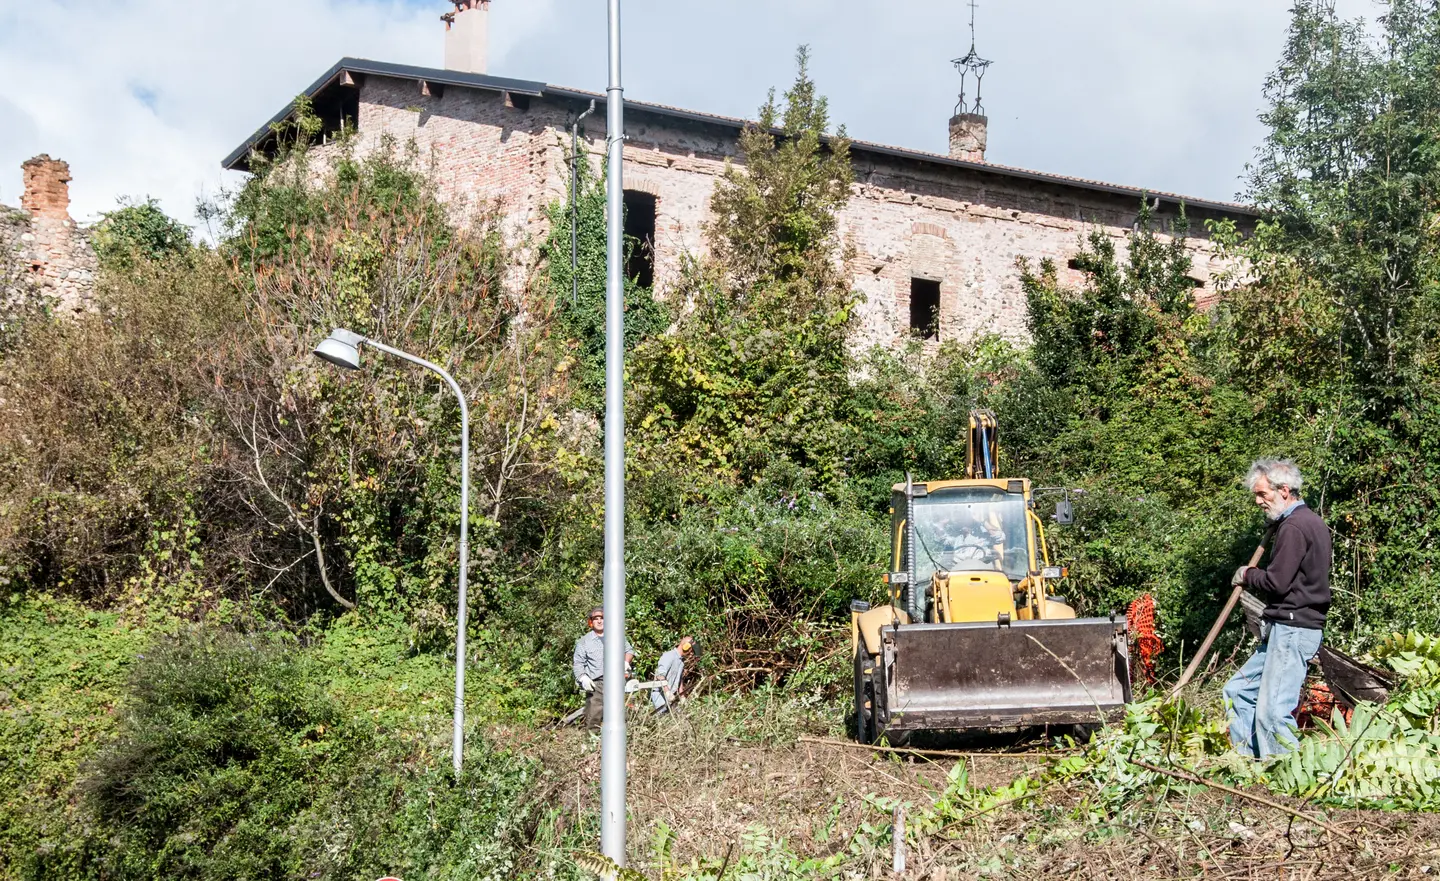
[313,328,470,780]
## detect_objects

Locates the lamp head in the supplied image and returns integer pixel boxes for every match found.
[314,328,364,370]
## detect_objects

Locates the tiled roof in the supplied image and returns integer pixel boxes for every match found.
[222,57,1258,218]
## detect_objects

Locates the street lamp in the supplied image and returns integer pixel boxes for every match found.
[313,327,472,780]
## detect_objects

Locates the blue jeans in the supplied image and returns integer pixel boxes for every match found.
[1222,622,1322,758]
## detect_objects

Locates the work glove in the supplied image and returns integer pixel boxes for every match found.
[578,675,594,693]
[1231,565,1250,587]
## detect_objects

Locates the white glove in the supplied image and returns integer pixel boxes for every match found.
[579,675,594,693]
[1232,565,1250,586]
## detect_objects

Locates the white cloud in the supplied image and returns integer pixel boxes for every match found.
[0,0,553,228]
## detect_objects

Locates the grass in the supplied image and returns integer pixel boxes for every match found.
[5,595,1437,881]
[0,594,147,873]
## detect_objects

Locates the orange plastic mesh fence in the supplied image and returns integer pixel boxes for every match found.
[1127,592,1163,687]
[1296,681,1352,728]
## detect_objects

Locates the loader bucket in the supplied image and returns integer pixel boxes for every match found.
[876,617,1130,732]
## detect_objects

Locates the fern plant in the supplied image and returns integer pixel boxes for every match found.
[1373,631,1440,729]
[1266,700,1440,809]
[574,851,649,881]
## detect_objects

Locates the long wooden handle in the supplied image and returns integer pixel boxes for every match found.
[1169,540,1268,696]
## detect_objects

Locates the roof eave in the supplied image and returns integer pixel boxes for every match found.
[221,58,548,172]
[221,59,1258,218]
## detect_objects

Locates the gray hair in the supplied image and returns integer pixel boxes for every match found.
[1245,458,1303,495]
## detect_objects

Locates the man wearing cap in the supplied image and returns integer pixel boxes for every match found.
[572,606,634,729]
[651,636,694,715]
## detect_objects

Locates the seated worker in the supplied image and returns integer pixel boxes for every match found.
[939,510,1004,571]
[651,635,694,715]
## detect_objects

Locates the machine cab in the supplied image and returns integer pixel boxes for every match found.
[889,478,1072,626]
[891,481,1035,584]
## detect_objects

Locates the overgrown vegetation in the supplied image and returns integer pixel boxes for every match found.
[91,197,193,271]
[7,1,1440,875]
[541,156,668,406]
[1,598,580,881]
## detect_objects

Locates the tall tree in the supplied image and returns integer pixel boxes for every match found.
[1246,0,1440,406]
[629,47,858,501]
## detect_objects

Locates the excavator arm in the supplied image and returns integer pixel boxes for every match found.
[965,409,999,479]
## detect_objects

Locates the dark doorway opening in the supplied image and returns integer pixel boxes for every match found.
[623,190,657,288]
[910,278,941,341]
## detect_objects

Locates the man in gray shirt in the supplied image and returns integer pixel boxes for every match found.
[572,606,634,729]
[651,636,694,715]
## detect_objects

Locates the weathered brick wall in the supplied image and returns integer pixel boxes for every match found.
[345,79,1235,351]
[2,156,97,313]
[840,154,1225,350]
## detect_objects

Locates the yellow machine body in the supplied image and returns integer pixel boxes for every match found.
[849,413,1130,739]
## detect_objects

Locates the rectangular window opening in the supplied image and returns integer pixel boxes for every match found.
[623,190,657,288]
[315,89,360,145]
[910,278,941,341]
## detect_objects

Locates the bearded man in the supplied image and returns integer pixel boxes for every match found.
[1222,458,1332,758]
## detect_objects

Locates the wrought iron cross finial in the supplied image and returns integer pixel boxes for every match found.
[952,0,992,117]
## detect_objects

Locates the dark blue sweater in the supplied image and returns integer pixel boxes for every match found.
[1243,502,1332,630]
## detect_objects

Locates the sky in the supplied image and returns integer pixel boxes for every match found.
[0,0,1380,229]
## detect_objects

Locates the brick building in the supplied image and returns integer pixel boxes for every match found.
[2,155,98,314]
[224,1,1255,350]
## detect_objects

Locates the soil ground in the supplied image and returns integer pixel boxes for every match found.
[497,698,1440,880]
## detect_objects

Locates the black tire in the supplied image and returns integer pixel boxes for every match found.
[853,646,874,744]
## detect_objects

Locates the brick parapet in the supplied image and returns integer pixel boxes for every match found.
[3,155,98,314]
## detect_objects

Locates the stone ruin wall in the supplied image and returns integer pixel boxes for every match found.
[1,155,98,314]
[330,75,1236,352]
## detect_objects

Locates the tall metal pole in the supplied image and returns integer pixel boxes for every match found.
[600,0,628,864]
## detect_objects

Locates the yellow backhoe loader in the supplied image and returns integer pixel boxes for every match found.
[850,410,1130,742]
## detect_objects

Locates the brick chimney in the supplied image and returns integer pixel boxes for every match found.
[443,0,490,75]
[21,154,73,220]
[948,113,987,163]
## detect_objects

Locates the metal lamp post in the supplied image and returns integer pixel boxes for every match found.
[313,328,472,781]
[600,0,629,865]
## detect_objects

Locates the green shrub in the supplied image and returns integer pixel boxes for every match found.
[0,596,146,879]
[0,252,238,605]
[625,487,885,686]
[91,198,192,271]
[11,625,558,881]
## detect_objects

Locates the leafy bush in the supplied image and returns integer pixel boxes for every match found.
[78,629,348,878]
[91,198,193,271]
[0,250,238,605]
[210,135,566,620]
[11,625,558,881]
[625,487,886,687]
